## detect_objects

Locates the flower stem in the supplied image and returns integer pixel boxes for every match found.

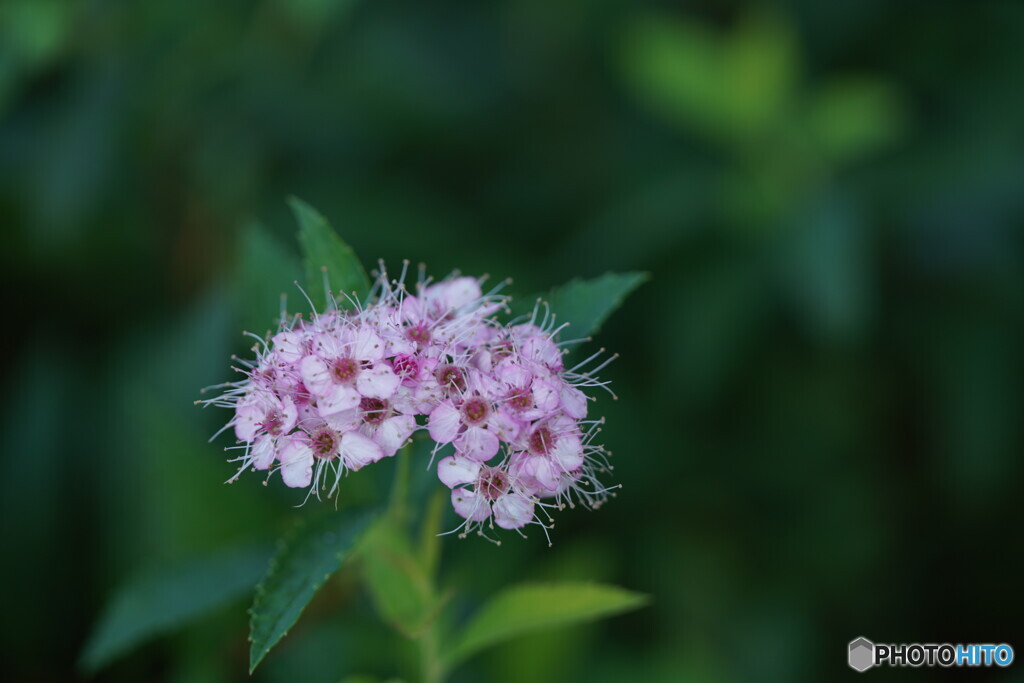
[418,622,445,683]
[387,441,412,524]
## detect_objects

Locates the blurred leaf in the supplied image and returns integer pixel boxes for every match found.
[485,539,619,683]
[443,582,648,666]
[360,520,438,638]
[80,544,272,673]
[781,195,868,341]
[525,272,648,342]
[418,489,446,582]
[620,10,797,143]
[806,78,907,163]
[236,222,303,336]
[0,0,70,65]
[620,17,724,137]
[291,197,370,312]
[274,0,360,32]
[724,9,798,136]
[249,509,377,672]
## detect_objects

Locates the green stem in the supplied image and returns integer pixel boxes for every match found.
[418,622,445,683]
[418,489,445,582]
[387,441,412,524]
[384,441,449,682]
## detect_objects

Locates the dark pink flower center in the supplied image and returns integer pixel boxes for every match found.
[392,353,418,380]
[461,397,489,425]
[406,323,431,344]
[491,341,514,362]
[261,411,284,436]
[331,357,359,383]
[506,388,532,411]
[436,365,466,394]
[479,467,510,500]
[360,397,388,425]
[311,428,339,460]
[528,427,554,455]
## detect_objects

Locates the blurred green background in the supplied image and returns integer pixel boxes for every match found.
[3,0,1024,681]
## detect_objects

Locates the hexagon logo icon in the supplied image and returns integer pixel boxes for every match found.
[849,637,875,672]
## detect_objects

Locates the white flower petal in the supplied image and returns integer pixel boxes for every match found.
[550,433,584,472]
[323,406,361,431]
[456,425,499,462]
[251,434,277,470]
[451,487,490,522]
[318,383,360,416]
[233,403,264,442]
[300,355,333,395]
[272,331,304,363]
[352,328,385,362]
[487,411,522,443]
[437,456,481,489]
[428,401,461,443]
[279,439,313,488]
[356,363,400,399]
[279,395,298,432]
[339,431,384,471]
[431,277,481,311]
[513,454,559,492]
[560,386,588,420]
[532,378,560,413]
[376,415,416,455]
[493,493,534,529]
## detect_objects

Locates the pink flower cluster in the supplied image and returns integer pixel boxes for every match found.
[203,265,616,539]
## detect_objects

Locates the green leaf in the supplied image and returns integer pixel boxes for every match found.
[291,197,370,312]
[444,582,648,666]
[79,544,272,673]
[249,509,377,672]
[235,222,303,336]
[806,78,907,164]
[619,10,797,144]
[518,272,647,343]
[360,520,438,638]
[724,8,797,137]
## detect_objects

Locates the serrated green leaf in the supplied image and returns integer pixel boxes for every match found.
[360,521,438,638]
[79,543,272,673]
[291,197,370,312]
[444,582,648,666]
[249,509,377,672]
[236,222,303,336]
[516,272,647,343]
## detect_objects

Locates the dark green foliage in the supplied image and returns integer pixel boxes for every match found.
[5,1,1024,681]
[249,510,377,672]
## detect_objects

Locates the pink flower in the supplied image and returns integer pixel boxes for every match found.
[428,390,519,462]
[300,324,399,416]
[324,396,417,458]
[509,323,564,372]
[503,416,585,497]
[232,391,297,471]
[484,357,561,422]
[277,423,386,492]
[439,458,536,530]
[203,262,619,542]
